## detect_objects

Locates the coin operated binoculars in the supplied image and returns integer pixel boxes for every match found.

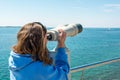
[47,24,83,80]
[47,23,83,60]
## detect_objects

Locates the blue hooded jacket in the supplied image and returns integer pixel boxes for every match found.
[9,48,70,80]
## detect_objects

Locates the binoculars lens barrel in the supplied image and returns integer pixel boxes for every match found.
[47,24,83,41]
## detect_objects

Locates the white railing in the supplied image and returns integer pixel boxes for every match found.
[70,57,120,80]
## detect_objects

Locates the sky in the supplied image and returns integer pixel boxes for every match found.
[0,0,120,28]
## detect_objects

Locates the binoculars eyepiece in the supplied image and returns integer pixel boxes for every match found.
[47,24,83,41]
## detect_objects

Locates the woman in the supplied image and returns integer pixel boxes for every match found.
[9,22,69,80]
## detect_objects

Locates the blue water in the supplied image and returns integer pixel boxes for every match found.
[0,27,120,80]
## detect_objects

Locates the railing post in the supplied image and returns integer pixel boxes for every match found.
[80,70,85,80]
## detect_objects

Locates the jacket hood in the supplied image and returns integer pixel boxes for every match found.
[9,51,33,71]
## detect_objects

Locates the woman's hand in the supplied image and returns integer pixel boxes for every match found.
[57,29,66,48]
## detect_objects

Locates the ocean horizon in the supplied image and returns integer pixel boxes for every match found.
[0,27,120,80]
[0,25,120,28]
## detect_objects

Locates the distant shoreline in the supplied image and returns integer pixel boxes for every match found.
[0,26,21,28]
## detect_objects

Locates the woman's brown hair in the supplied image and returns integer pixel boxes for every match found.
[12,22,52,64]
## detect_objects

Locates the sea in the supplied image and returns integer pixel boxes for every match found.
[0,27,120,80]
